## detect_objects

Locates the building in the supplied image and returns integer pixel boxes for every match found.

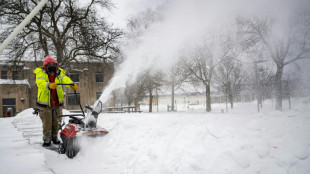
[0,61,113,117]
[142,92,253,106]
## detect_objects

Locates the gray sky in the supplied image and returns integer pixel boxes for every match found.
[106,0,166,28]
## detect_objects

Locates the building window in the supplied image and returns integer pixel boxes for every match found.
[96,92,102,99]
[69,72,79,82]
[95,73,104,82]
[67,93,80,105]
[1,71,7,79]
[12,71,19,80]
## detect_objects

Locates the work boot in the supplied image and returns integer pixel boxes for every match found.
[52,137,60,144]
[42,140,51,147]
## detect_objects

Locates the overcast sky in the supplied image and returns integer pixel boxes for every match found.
[106,0,166,28]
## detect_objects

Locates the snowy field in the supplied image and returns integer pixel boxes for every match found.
[1,98,310,174]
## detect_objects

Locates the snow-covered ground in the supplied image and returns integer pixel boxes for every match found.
[1,98,310,174]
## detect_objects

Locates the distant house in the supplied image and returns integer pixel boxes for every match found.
[0,60,113,117]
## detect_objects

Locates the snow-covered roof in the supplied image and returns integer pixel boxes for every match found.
[0,79,31,88]
[0,61,24,66]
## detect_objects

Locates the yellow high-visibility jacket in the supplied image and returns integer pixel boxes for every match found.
[33,66,73,107]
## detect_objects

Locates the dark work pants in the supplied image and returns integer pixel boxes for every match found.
[39,106,62,141]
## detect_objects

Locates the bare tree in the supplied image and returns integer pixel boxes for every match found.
[252,59,274,111]
[186,40,215,112]
[164,58,189,111]
[258,66,274,101]
[124,74,148,108]
[214,55,243,110]
[237,12,310,110]
[141,70,163,112]
[213,33,244,110]
[0,0,122,67]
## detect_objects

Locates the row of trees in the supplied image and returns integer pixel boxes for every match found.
[116,4,310,112]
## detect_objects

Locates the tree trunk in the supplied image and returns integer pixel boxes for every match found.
[171,83,175,111]
[134,99,138,112]
[206,84,211,112]
[229,93,234,109]
[149,89,153,113]
[230,99,233,109]
[275,64,283,111]
[55,40,65,65]
[225,95,228,112]
[40,36,49,57]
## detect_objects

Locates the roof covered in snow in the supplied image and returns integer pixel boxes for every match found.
[0,79,31,88]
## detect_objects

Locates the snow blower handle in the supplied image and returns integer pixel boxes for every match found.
[56,83,83,113]
[54,83,85,128]
[72,89,86,117]
[57,83,85,117]
[56,83,74,86]
[57,83,78,91]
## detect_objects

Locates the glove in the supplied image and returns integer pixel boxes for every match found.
[70,83,78,90]
[48,83,57,89]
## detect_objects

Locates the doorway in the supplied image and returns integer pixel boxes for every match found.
[2,98,16,117]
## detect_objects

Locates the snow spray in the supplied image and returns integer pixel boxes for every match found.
[95,0,299,106]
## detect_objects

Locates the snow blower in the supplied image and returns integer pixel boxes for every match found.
[52,84,108,158]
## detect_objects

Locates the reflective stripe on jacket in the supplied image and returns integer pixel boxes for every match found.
[33,66,73,107]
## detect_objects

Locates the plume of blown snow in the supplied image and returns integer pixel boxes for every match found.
[98,0,304,104]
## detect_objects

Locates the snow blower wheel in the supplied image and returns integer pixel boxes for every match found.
[66,137,79,158]
[58,143,66,154]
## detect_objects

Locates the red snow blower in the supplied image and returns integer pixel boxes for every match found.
[53,84,108,158]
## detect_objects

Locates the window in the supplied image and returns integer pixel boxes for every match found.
[3,98,16,105]
[12,71,19,80]
[1,71,7,79]
[95,73,104,82]
[69,72,79,82]
[96,92,102,100]
[67,93,80,105]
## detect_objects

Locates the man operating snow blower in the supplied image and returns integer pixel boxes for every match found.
[34,56,78,147]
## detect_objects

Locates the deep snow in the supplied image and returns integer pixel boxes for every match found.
[0,98,310,174]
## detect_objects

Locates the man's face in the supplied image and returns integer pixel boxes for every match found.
[46,62,57,73]
[47,62,57,67]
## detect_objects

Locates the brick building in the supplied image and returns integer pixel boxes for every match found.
[0,61,113,117]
